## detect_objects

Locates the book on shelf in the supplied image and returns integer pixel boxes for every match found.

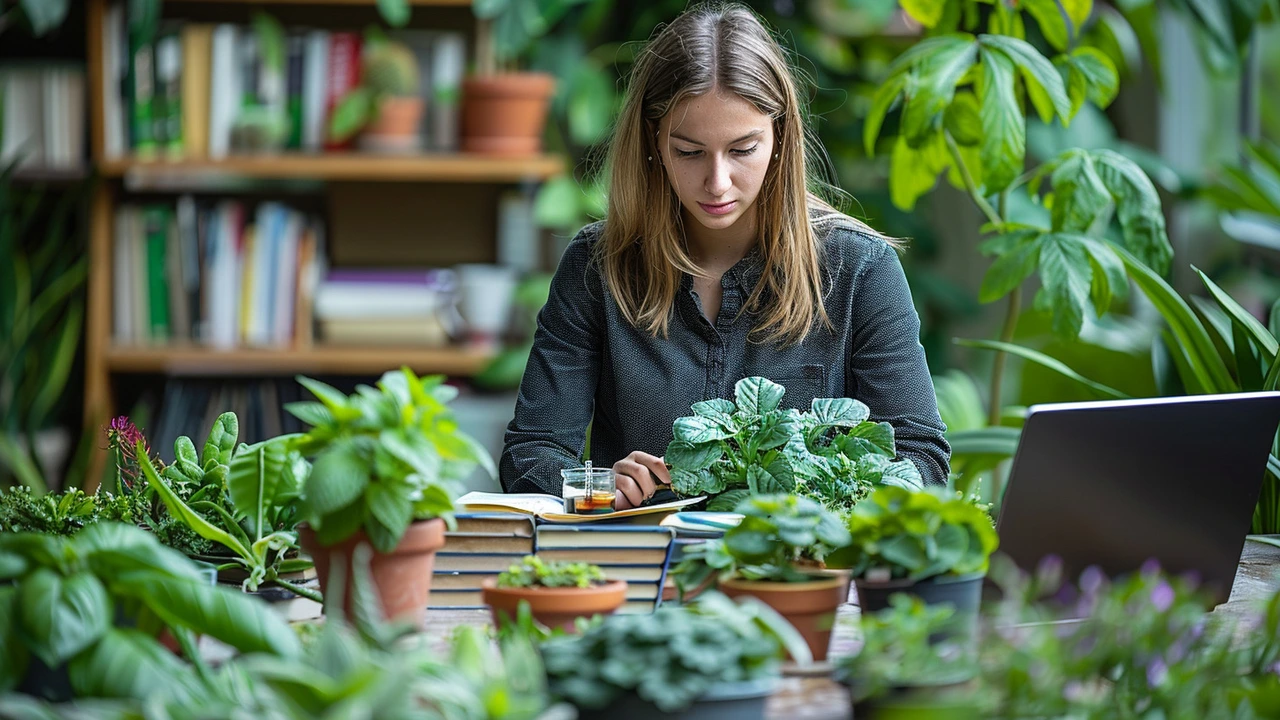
[0,63,85,170]
[456,492,705,524]
[434,553,530,573]
[100,2,468,160]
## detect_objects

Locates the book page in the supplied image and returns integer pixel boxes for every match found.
[456,492,564,516]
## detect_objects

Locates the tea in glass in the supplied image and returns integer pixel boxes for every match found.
[560,461,617,515]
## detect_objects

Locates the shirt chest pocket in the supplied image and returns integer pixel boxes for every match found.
[768,364,828,412]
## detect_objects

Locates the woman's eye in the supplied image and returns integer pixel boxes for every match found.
[731,145,759,156]
[675,148,701,158]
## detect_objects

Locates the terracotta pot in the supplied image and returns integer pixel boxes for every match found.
[363,96,425,145]
[461,72,555,156]
[718,571,849,663]
[298,518,446,628]
[482,578,627,632]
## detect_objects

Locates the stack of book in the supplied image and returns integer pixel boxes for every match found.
[430,514,536,609]
[313,268,456,347]
[112,197,325,348]
[100,3,467,159]
[0,63,85,170]
[536,526,676,614]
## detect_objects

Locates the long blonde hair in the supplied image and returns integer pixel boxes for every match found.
[599,2,878,345]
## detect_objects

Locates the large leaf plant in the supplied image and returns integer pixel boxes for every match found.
[288,368,496,553]
[665,377,923,513]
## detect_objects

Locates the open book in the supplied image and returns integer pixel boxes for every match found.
[456,491,705,524]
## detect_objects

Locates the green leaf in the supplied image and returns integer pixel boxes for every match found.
[890,133,950,211]
[956,338,1130,398]
[284,401,335,428]
[864,73,906,155]
[810,398,870,428]
[114,572,300,658]
[327,88,375,144]
[1091,149,1172,273]
[1037,233,1094,338]
[0,586,28,692]
[1114,244,1234,392]
[1022,0,1070,50]
[839,422,897,459]
[228,437,293,539]
[305,439,372,519]
[533,175,583,231]
[76,522,202,581]
[665,440,722,471]
[376,0,410,27]
[901,38,978,147]
[19,569,111,667]
[1194,266,1278,363]
[980,35,1072,122]
[948,426,1022,458]
[672,415,734,445]
[733,377,787,416]
[1047,151,1109,234]
[943,92,982,147]
[200,412,239,468]
[19,0,70,36]
[977,47,1024,193]
[567,62,613,146]
[1062,0,1094,35]
[881,460,925,491]
[1067,47,1119,109]
[900,0,947,26]
[707,488,750,512]
[746,464,789,496]
[67,629,197,702]
[138,444,253,559]
[365,482,412,542]
[1080,236,1128,312]
[979,233,1041,303]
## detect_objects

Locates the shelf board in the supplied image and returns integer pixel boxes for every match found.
[11,166,91,183]
[164,0,470,5]
[99,153,564,184]
[106,345,496,377]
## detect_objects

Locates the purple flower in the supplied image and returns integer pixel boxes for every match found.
[1141,558,1162,577]
[1150,581,1176,612]
[1080,566,1106,597]
[1036,554,1064,589]
[1269,661,1280,677]
[1147,658,1168,687]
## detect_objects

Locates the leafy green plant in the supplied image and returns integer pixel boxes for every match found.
[835,594,974,704]
[825,485,998,582]
[666,377,922,512]
[472,0,592,75]
[497,555,605,589]
[328,37,421,144]
[0,486,136,536]
[540,591,808,713]
[288,368,495,553]
[116,413,319,601]
[0,522,300,700]
[673,494,851,593]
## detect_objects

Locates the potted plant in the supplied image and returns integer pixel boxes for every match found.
[289,367,495,625]
[665,377,923,513]
[481,555,626,631]
[824,485,998,627]
[540,591,808,720]
[835,595,976,717]
[329,35,426,154]
[461,0,562,155]
[0,522,299,701]
[672,493,851,662]
[109,414,321,603]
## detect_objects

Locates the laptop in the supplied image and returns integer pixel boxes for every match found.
[995,391,1280,606]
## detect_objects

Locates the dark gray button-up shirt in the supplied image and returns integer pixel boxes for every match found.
[499,217,950,495]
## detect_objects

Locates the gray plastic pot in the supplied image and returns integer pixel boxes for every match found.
[575,676,778,720]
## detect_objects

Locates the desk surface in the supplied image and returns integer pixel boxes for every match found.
[408,540,1280,720]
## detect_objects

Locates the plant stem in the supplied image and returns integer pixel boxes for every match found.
[944,132,1003,230]
[987,287,1022,428]
[272,576,324,604]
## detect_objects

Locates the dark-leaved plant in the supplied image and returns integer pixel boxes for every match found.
[665,377,922,512]
[497,556,605,589]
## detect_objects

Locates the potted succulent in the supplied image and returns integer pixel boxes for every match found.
[329,35,426,154]
[665,377,923,513]
[835,595,976,717]
[482,555,626,632]
[540,591,808,720]
[289,368,495,626]
[0,522,299,701]
[824,485,998,628]
[462,0,559,155]
[110,414,321,603]
[672,493,851,662]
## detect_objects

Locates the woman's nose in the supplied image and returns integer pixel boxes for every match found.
[705,155,732,197]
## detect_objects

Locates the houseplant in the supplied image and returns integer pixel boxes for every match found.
[329,35,426,153]
[462,0,568,155]
[110,414,320,602]
[666,377,923,513]
[824,485,998,628]
[482,555,626,631]
[672,493,851,662]
[0,522,299,701]
[289,367,495,624]
[540,591,808,719]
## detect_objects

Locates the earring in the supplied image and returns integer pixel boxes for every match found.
[648,156,653,161]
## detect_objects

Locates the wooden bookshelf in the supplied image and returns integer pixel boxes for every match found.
[105,345,496,376]
[100,154,564,183]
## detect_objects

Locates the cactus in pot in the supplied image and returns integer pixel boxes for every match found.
[329,38,425,152]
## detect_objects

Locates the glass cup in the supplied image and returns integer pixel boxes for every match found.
[560,461,617,515]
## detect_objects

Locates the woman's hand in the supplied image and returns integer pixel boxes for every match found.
[612,451,672,510]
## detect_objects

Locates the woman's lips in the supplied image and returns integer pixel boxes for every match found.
[698,200,737,216]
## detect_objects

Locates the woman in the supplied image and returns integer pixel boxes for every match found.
[499,3,949,508]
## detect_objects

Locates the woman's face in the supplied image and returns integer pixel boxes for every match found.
[658,90,776,238]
